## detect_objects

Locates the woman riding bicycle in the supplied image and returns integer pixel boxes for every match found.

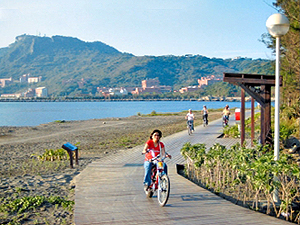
[222,105,230,125]
[142,129,171,191]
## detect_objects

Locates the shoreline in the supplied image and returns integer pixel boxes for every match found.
[0,97,271,102]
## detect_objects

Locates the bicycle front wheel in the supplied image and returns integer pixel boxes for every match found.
[157,174,170,207]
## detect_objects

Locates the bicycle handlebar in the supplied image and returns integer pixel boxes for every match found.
[142,149,170,160]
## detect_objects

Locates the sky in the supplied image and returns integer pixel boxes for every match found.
[0,0,279,59]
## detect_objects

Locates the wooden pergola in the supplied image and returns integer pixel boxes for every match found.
[223,73,281,146]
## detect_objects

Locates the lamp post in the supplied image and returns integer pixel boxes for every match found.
[266,13,289,160]
[266,13,289,202]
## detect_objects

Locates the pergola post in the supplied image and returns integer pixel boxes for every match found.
[241,89,245,145]
[223,73,279,146]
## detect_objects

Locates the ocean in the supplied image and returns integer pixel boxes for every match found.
[0,100,257,126]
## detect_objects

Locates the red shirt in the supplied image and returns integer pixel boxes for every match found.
[144,140,165,161]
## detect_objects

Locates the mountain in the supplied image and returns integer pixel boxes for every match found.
[0,34,273,96]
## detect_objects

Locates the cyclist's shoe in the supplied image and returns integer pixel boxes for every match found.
[144,184,149,192]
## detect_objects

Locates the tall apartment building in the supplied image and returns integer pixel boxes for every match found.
[35,87,48,97]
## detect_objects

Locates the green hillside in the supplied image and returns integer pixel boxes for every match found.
[0,35,273,96]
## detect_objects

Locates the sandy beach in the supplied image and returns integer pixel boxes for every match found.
[0,115,187,224]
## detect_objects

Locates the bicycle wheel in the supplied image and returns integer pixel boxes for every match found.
[157,174,170,207]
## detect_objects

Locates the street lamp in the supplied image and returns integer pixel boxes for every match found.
[266,13,289,202]
[266,13,289,161]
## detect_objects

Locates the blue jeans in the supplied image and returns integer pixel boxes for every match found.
[143,161,168,186]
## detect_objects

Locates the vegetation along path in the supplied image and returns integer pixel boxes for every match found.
[74,117,290,224]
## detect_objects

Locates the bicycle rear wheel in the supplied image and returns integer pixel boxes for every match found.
[188,126,191,135]
[157,174,170,207]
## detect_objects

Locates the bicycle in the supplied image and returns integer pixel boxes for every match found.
[203,115,208,127]
[222,115,229,127]
[187,120,193,135]
[144,154,170,207]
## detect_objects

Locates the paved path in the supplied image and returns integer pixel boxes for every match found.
[74,117,289,224]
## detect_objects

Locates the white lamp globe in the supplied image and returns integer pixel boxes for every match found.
[266,13,290,37]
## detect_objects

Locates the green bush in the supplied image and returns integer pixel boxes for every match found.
[223,125,240,138]
[32,143,80,162]
[181,142,300,222]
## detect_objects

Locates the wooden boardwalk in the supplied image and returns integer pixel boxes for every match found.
[74,117,290,224]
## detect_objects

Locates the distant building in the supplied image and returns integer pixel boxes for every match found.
[179,86,201,93]
[0,78,13,87]
[160,85,172,93]
[1,93,21,98]
[142,78,160,88]
[133,78,172,94]
[28,76,42,83]
[20,74,42,83]
[108,87,128,96]
[35,87,48,97]
[20,74,30,83]
[24,89,35,97]
[197,75,221,88]
[179,75,221,93]
[97,78,172,96]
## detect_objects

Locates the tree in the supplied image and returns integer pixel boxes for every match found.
[276,0,300,107]
[262,1,300,107]
[261,1,300,138]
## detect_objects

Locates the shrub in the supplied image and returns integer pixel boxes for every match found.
[181,142,300,222]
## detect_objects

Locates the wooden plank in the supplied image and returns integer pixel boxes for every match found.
[223,73,280,86]
[74,119,290,225]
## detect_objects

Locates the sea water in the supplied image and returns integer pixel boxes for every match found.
[0,101,257,126]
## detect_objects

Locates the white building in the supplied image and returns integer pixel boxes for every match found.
[28,76,42,83]
[35,87,48,97]
[109,87,128,96]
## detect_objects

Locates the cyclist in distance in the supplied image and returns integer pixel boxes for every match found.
[185,109,195,132]
[142,129,171,191]
[222,105,230,125]
[202,105,208,126]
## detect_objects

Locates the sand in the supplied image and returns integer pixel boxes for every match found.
[0,115,185,224]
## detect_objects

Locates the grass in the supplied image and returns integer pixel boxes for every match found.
[0,194,74,224]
